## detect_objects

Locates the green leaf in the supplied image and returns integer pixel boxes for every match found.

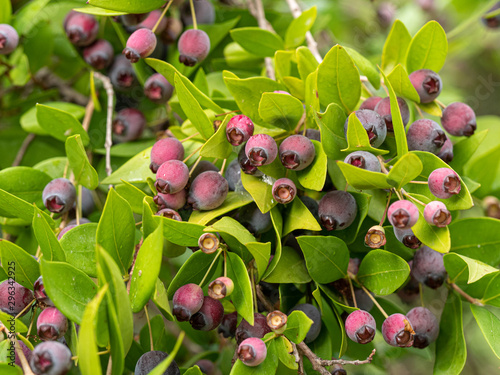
[297,140,328,191]
[246,242,272,282]
[0,187,52,225]
[259,93,304,131]
[148,331,185,375]
[0,240,39,289]
[231,27,284,57]
[206,216,255,262]
[0,167,50,207]
[297,236,349,284]
[189,192,253,225]
[314,104,347,160]
[381,20,412,73]
[357,250,410,295]
[283,197,322,236]
[152,279,174,321]
[96,189,135,275]
[471,304,500,359]
[33,157,68,179]
[32,206,65,262]
[444,253,498,284]
[344,47,381,89]
[338,161,392,190]
[0,311,28,334]
[200,115,232,159]
[0,0,11,23]
[481,272,500,306]
[101,147,152,185]
[406,21,448,73]
[174,73,214,140]
[73,5,126,16]
[87,0,165,12]
[386,64,421,103]
[60,223,98,277]
[36,104,89,145]
[434,291,466,375]
[41,259,98,324]
[78,284,108,375]
[276,336,298,370]
[105,292,125,375]
[387,153,423,188]
[285,6,317,48]
[115,181,148,215]
[0,364,22,375]
[155,215,206,247]
[240,173,277,214]
[263,246,311,284]
[130,226,163,313]
[65,135,98,189]
[342,112,389,156]
[417,101,442,117]
[297,46,319,81]
[284,310,313,344]
[227,252,254,325]
[317,45,361,112]
[451,129,488,174]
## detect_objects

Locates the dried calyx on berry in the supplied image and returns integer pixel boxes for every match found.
[365,225,386,248]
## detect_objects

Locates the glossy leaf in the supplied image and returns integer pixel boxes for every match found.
[285,6,317,48]
[471,304,500,359]
[444,253,498,284]
[450,130,488,174]
[152,279,174,321]
[283,197,321,236]
[0,167,52,208]
[155,215,206,247]
[189,192,253,225]
[87,0,165,12]
[345,47,381,89]
[65,135,98,189]
[0,187,54,225]
[231,27,284,57]
[297,140,328,191]
[32,206,65,262]
[387,64,420,103]
[60,223,97,277]
[101,147,152,185]
[0,239,39,289]
[342,112,389,156]
[338,161,392,190]
[115,181,148,215]
[297,46,319,81]
[406,21,448,73]
[314,103,347,160]
[74,5,126,16]
[259,92,304,131]
[263,246,311,284]
[284,310,313,344]
[387,152,423,188]
[381,20,412,72]
[36,104,89,145]
[200,115,232,159]
[227,251,254,325]
[20,102,85,135]
[240,173,277,214]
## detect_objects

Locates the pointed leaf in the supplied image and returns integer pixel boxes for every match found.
[342,112,389,155]
[297,140,328,191]
[200,115,232,159]
[32,206,65,262]
[0,240,39,289]
[65,135,98,189]
[406,21,448,73]
[227,252,254,325]
[444,253,498,284]
[231,27,284,57]
[36,104,89,145]
[285,6,317,48]
[387,152,423,188]
[259,93,304,131]
[382,20,412,72]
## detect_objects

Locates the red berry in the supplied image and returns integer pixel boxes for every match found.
[178,29,211,67]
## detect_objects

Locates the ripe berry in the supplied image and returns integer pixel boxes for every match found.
[83,39,114,70]
[138,10,167,34]
[155,160,190,195]
[406,307,439,349]
[424,201,452,227]
[437,136,454,163]
[374,96,410,131]
[34,276,54,307]
[279,134,316,170]
[42,178,76,214]
[344,109,387,148]
[359,96,382,111]
[178,29,211,67]
[80,187,95,217]
[409,69,442,103]
[30,341,72,375]
[239,204,272,234]
[119,13,149,27]
[235,313,272,345]
[154,190,187,211]
[123,28,157,63]
[144,73,174,104]
[288,303,322,343]
[304,129,321,141]
[388,200,419,230]
[331,365,347,375]
[318,191,358,231]
[156,208,182,221]
[411,245,447,289]
[172,283,204,322]
[194,359,215,375]
[112,108,146,143]
[238,147,263,176]
[394,228,422,249]
[150,137,185,173]
[135,351,180,375]
[398,269,420,304]
[198,232,220,254]
[218,312,238,338]
[208,277,234,299]
[0,280,33,316]
[428,167,461,199]
[382,313,415,347]
[245,134,278,167]
[190,296,224,331]
[225,159,243,191]
[344,151,381,172]
[272,178,296,204]
[226,115,254,146]
[190,160,219,181]
[64,11,98,47]
[0,24,19,55]
[188,171,228,210]
[238,337,267,367]
[345,310,376,344]
[109,55,137,89]
[37,307,68,341]
[406,119,446,154]
[441,102,477,137]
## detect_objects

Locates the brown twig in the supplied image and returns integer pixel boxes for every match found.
[248,0,275,80]
[449,282,484,306]
[12,133,35,167]
[291,342,304,374]
[14,338,36,375]
[93,72,114,177]
[298,341,376,369]
[255,284,274,312]
[34,68,88,105]
[82,100,95,132]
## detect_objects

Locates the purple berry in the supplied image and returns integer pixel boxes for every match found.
[37,307,68,341]
[150,137,185,173]
[441,102,477,137]
[409,69,442,103]
[387,200,419,230]
[428,167,461,199]
[398,270,421,304]
[239,204,272,234]
[154,190,187,211]
[138,10,168,34]
[155,160,190,195]
[156,208,182,221]
[188,171,228,210]
[0,280,33,316]
[226,115,254,146]
[181,0,215,26]
[34,276,54,307]
[345,310,376,344]
[83,39,114,70]
[42,178,76,214]
[238,147,263,176]
[119,13,149,27]
[344,109,387,148]
[412,246,447,289]
[64,11,98,47]
[359,96,383,111]
[109,55,137,89]
[189,160,219,181]
[406,307,439,349]
[172,283,204,322]
[235,313,272,345]
[304,129,321,141]
[218,312,238,338]
[112,108,146,142]
[144,73,174,104]
[225,159,243,191]
[30,341,72,375]
[238,337,267,367]
[245,134,278,167]
[279,134,316,171]
[135,351,180,375]
[374,96,410,132]
[288,303,322,343]
[80,187,95,217]
[272,178,296,204]
[406,119,446,154]
[0,24,19,55]
[424,201,452,227]
[437,136,454,163]
[178,29,211,67]
[394,227,422,249]
[344,151,381,172]
[318,191,358,231]
[195,359,216,375]
[190,296,224,331]
[123,28,157,63]
[382,313,415,347]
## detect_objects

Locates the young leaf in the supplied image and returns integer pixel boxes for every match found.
[0,187,54,226]
[387,152,423,188]
[32,206,66,262]
[240,173,277,214]
[406,21,448,73]
[231,27,285,57]
[285,6,317,48]
[263,246,311,284]
[471,304,500,359]
[284,310,313,344]
[342,112,389,156]
[344,47,381,89]
[387,64,420,103]
[60,223,98,277]
[115,181,148,215]
[101,147,153,185]
[0,311,28,334]
[65,135,98,189]
[246,242,271,282]
[200,115,232,159]
[314,104,347,161]
[444,253,498,284]
[417,101,442,117]
[297,140,328,191]
[297,46,319,81]
[0,240,40,289]
[283,197,322,236]
[259,92,304,131]
[227,252,254,325]
[381,20,412,72]
[152,279,174,321]
[36,104,89,145]
[338,161,392,190]
[155,215,206,247]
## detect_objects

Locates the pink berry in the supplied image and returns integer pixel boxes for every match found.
[149,137,185,173]
[406,307,439,349]
[64,11,99,47]
[37,307,68,341]
[0,280,33,316]
[424,201,452,227]
[0,24,19,54]
[382,313,415,347]
[144,73,174,104]
[345,310,376,344]
[172,283,204,322]
[138,10,167,34]
[83,39,114,70]
[226,115,254,146]
[178,29,211,67]
[188,171,228,210]
[409,69,442,104]
[112,108,146,143]
[441,102,477,137]
[109,55,137,89]
[387,200,419,230]
[154,190,187,211]
[279,134,316,171]
[272,178,296,204]
[123,28,157,63]
[155,160,190,194]
[359,96,383,110]
[428,168,461,199]
[245,134,278,167]
[238,337,267,367]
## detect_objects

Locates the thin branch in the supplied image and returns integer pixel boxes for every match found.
[285,0,322,62]
[298,341,376,368]
[93,72,114,177]
[12,133,35,167]
[248,0,275,80]
[256,284,274,312]
[82,99,95,132]
[34,68,88,105]
[14,338,36,375]
[449,282,484,306]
